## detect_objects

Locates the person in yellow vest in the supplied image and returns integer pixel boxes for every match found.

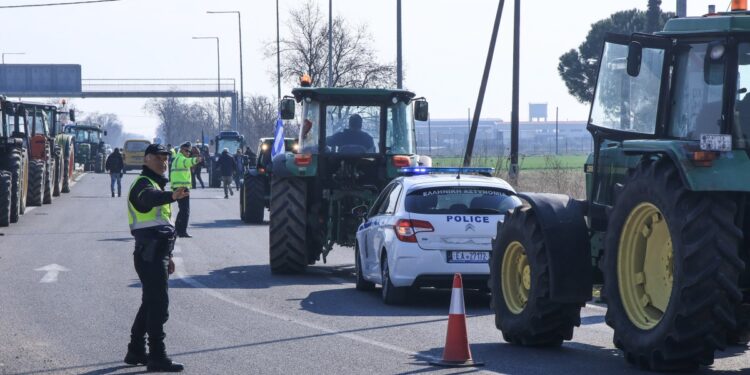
[170,142,201,238]
[125,143,189,372]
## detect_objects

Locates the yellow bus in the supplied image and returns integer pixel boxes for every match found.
[123,139,151,172]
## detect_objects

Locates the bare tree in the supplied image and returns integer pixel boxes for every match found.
[145,98,219,146]
[268,0,396,89]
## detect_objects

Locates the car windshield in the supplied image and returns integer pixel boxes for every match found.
[125,141,149,152]
[405,186,521,215]
[217,139,241,154]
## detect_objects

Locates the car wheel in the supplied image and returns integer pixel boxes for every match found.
[381,252,408,305]
[355,243,375,291]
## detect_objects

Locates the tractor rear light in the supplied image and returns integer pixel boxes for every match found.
[392,155,411,168]
[294,153,312,166]
[688,151,718,167]
[733,0,747,11]
[394,219,434,242]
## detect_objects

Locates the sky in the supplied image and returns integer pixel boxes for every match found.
[0,0,727,140]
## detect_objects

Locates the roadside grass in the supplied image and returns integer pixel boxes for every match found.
[431,154,588,170]
[428,154,588,199]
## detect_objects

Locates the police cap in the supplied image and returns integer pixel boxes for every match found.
[144,143,171,156]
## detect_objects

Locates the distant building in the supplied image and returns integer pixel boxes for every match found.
[415,118,592,157]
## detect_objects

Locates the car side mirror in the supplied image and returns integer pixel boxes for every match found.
[103,130,108,136]
[351,204,368,219]
[280,98,296,120]
[68,109,76,122]
[414,100,429,122]
[626,41,642,77]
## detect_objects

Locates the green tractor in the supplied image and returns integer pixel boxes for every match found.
[64,123,106,173]
[489,9,750,371]
[207,131,245,188]
[240,137,297,224]
[0,98,29,226]
[52,107,76,194]
[268,86,429,274]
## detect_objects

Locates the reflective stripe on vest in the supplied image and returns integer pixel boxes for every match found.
[170,154,194,188]
[127,176,172,230]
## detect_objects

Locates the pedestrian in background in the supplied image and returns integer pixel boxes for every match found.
[105,148,125,198]
[190,146,205,189]
[218,148,235,199]
[170,142,201,238]
[233,148,245,190]
[124,143,188,372]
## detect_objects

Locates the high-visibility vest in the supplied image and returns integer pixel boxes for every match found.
[127,176,173,230]
[170,153,197,188]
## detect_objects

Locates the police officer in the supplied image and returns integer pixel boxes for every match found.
[170,142,201,238]
[124,143,189,372]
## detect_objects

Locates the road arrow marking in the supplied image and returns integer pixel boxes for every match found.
[34,264,70,283]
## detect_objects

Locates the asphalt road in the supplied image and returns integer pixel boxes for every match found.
[0,172,748,375]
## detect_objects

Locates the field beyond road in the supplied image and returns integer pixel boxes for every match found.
[431,154,588,170]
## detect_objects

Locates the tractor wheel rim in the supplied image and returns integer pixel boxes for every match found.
[502,241,530,314]
[618,202,673,330]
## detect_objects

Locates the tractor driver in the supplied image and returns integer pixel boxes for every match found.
[326,114,376,153]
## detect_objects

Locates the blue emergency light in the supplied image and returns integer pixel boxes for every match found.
[399,167,495,177]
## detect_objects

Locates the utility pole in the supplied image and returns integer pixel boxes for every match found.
[328,0,333,87]
[276,0,282,109]
[509,0,520,184]
[463,0,505,167]
[676,0,687,17]
[192,37,222,129]
[207,11,244,131]
[555,106,559,155]
[397,0,403,89]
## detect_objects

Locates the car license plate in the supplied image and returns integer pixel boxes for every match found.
[447,251,490,264]
[700,134,731,152]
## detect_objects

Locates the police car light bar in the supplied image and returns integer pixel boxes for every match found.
[399,167,495,177]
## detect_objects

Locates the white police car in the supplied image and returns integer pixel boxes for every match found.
[353,167,522,304]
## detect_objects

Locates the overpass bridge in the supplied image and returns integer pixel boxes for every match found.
[4,78,240,130]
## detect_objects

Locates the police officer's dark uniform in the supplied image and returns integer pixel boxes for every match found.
[124,143,185,372]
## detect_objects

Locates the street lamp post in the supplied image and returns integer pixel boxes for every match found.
[2,52,25,64]
[193,36,222,130]
[207,11,244,129]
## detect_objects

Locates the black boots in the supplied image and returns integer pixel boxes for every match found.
[147,356,185,372]
[124,343,148,365]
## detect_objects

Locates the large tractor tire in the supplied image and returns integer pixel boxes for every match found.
[61,144,73,193]
[52,154,62,197]
[242,175,266,224]
[0,172,11,227]
[27,160,44,207]
[43,160,54,204]
[269,177,308,274]
[490,206,582,346]
[603,158,743,371]
[10,152,26,223]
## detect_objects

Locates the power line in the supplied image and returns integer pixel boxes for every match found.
[0,0,122,9]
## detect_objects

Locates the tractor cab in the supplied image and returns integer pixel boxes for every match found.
[587,7,750,217]
[278,87,428,189]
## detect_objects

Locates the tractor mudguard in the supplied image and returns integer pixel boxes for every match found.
[517,192,592,304]
[271,153,291,178]
[622,140,750,192]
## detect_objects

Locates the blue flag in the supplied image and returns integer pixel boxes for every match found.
[271,116,285,158]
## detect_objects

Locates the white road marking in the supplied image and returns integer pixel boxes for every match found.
[585,303,608,312]
[171,257,439,363]
[34,264,70,283]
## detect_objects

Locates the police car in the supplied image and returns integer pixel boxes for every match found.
[354,167,522,304]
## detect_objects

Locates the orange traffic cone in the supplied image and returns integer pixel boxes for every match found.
[430,273,484,367]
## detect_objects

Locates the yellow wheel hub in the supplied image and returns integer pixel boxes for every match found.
[502,241,531,314]
[618,202,673,330]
